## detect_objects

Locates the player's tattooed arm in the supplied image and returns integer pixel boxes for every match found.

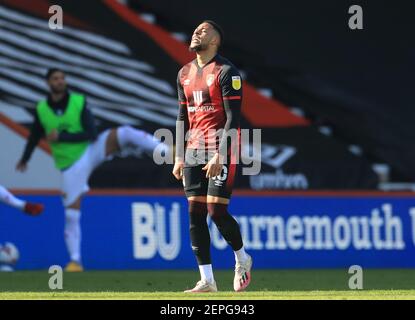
[175,103,188,161]
[204,100,241,177]
[217,65,242,158]
[204,66,242,178]
[173,71,188,180]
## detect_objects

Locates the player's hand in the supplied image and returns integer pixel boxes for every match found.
[202,153,223,178]
[16,161,27,172]
[172,160,184,180]
[46,129,59,142]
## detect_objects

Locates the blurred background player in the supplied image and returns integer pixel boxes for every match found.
[173,21,252,292]
[0,184,43,216]
[16,68,169,272]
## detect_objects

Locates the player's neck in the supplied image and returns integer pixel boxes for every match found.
[50,92,66,102]
[196,50,217,68]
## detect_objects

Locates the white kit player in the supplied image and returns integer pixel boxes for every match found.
[16,68,169,271]
[0,185,42,271]
[0,184,43,216]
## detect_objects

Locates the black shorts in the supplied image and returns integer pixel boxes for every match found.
[183,149,239,199]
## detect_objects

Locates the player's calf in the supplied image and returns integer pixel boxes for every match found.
[115,125,169,156]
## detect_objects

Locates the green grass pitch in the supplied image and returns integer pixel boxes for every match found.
[1,269,415,299]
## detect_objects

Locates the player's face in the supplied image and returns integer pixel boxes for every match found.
[47,71,67,94]
[189,23,217,52]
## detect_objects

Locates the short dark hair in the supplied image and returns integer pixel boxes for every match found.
[202,20,224,47]
[45,68,64,80]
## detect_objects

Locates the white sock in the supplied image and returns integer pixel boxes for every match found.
[198,264,214,283]
[0,185,25,211]
[64,208,81,263]
[234,247,248,263]
[117,125,163,154]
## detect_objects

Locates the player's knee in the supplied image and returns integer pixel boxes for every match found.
[188,200,208,230]
[116,125,135,148]
[189,200,207,215]
[66,198,81,210]
[208,202,239,232]
[207,202,227,221]
[65,208,81,224]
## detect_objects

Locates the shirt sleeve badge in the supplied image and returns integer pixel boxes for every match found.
[232,76,242,90]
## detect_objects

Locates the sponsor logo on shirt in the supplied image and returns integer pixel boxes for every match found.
[193,90,203,106]
[188,105,215,112]
[184,79,190,86]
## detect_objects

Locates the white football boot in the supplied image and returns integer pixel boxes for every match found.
[184,279,218,293]
[234,254,252,292]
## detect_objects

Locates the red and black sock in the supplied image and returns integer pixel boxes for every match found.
[188,201,211,265]
[208,203,243,251]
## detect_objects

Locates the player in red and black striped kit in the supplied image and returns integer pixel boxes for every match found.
[173,21,252,293]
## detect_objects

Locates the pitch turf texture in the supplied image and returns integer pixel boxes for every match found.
[1,269,415,299]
